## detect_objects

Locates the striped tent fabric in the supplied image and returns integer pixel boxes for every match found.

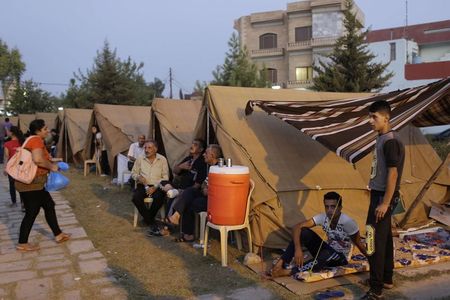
[245,77,450,164]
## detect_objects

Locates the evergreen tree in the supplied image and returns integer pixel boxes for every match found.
[312,0,393,92]
[212,32,268,88]
[0,39,26,106]
[8,80,57,114]
[65,41,164,108]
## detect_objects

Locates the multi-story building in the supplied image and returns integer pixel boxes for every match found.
[366,20,450,92]
[234,0,364,89]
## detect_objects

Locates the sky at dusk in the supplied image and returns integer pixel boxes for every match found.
[1,0,449,97]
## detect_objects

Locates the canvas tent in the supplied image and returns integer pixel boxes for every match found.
[56,109,93,164]
[194,85,450,249]
[151,98,202,168]
[18,114,36,133]
[83,103,152,175]
[247,78,450,230]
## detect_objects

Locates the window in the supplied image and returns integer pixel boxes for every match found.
[266,68,278,84]
[295,26,312,42]
[390,42,396,61]
[259,33,277,49]
[296,67,313,81]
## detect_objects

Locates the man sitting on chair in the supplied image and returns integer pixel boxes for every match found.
[131,140,169,235]
[269,192,367,278]
[166,144,222,242]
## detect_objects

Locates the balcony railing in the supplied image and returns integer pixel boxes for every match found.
[287,80,313,89]
[250,48,285,58]
[287,36,339,51]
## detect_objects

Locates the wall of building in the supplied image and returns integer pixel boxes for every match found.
[420,42,450,62]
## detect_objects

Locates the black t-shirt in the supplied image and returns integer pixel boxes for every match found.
[174,155,207,189]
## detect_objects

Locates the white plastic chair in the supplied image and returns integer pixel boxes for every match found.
[132,197,166,228]
[203,179,255,266]
[84,152,101,176]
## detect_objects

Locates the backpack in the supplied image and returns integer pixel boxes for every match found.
[6,136,39,184]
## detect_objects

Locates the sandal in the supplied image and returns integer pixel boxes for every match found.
[16,243,40,252]
[173,236,194,243]
[55,233,71,244]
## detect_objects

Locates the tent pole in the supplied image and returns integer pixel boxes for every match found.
[65,122,68,162]
[399,154,450,228]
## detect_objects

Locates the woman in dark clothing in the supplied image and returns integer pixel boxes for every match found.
[16,119,70,252]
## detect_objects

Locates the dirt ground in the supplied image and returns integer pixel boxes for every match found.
[61,168,450,299]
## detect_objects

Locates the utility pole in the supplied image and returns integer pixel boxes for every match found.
[169,68,173,99]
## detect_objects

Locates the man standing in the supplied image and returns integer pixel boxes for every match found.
[131,140,169,235]
[127,134,146,171]
[362,100,404,300]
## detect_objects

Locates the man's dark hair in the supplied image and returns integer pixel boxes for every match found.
[324,191,342,207]
[193,138,205,151]
[369,100,391,117]
[5,118,9,122]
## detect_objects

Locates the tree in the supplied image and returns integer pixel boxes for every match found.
[0,39,26,107]
[8,80,57,114]
[64,41,164,108]
[212,32,268,88]
[312,0,393,92]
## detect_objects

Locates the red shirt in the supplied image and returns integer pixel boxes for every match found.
[4,139,20,161]
[24,136,51,176]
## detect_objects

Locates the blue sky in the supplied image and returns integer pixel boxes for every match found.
[0,0,449,97]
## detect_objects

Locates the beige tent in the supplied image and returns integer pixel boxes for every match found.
[56,109,93,164]
[35,112,58,130]
[83,104,152,174]
[194,86,450,249]
[152,98,202,168]
[18,114,36,133]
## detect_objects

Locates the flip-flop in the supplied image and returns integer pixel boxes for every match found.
[55,233,71,244]
[174,237,194,243]
[16,244,40,252]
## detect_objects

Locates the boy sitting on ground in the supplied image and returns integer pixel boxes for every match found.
[269,192,367,278]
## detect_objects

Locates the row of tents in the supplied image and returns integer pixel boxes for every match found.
[3,79,449,249]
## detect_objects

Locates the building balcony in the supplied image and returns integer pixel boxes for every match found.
[287,80,313,89]
[250,48,285,58]
[405,60,450,80]
[287,36,339,51]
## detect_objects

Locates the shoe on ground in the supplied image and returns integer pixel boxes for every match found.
[100,174,108,177]
[361,279,394,290]
[360,290,384,300]
[146,225,162,237]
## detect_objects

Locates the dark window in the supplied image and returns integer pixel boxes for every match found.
[295,26,312,42]
[266,68,277,83]
[390,42,396,61]
[259,33,277,49]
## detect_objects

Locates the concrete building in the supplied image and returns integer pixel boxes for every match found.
[366,20,450,92]
[234,0,364,89]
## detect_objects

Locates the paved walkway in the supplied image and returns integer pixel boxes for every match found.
[0,175,127,300]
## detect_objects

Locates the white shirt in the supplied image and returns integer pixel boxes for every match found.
[95,132,106,151]
[312,213,359,260]
[127,142,145,161]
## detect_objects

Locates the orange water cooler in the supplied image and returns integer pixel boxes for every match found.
[207,165,250,225]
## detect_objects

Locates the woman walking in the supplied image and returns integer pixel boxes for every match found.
[16,119,70,252]
[3,126,25,210]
